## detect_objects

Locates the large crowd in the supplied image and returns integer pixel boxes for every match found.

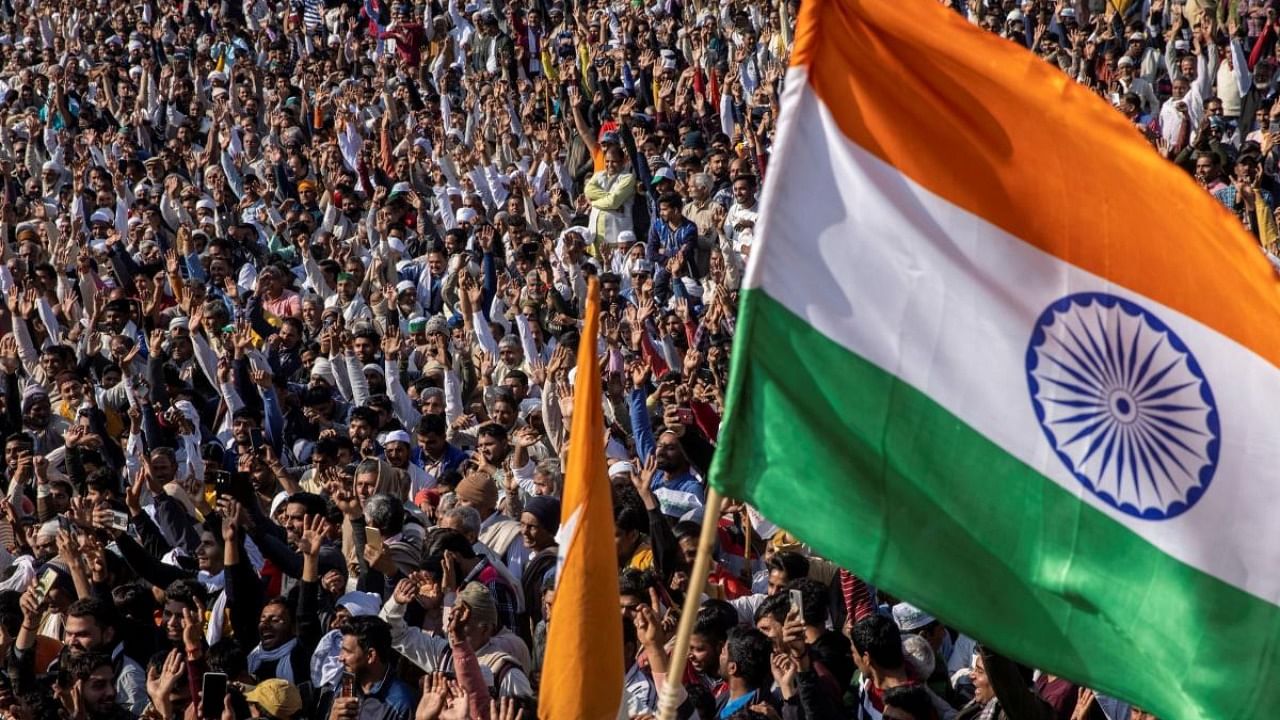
[0,0,1249,718]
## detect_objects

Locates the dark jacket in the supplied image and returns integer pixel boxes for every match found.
[314,668,417,720]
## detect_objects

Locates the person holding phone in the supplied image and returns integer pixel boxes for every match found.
[628,367,709,520]
[318,616,415,720]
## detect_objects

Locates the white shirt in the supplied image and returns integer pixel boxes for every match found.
[724,201,760,253]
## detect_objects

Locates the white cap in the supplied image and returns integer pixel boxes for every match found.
[337,591,382,617]
[455,207,478,224]
[90,208,114,225]
[196,198,216,211]
[378,430,412,446]
[892,602,937,632]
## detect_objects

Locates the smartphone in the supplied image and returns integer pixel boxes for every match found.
[249,429,266,453]
[675,407,695,425]
[365,526,383,551]
[109,510,129,532]
[200,673,228,719]
[32,568,57,605]
[789,588,804,621]
[208,469,232,495]
[340,673,355,699]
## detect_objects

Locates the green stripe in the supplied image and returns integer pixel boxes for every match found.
[710,289,1280,720]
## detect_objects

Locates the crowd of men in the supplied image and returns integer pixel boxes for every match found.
[0,0,1241,717]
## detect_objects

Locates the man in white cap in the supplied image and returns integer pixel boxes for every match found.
[1115,55,1159,117]
[307,574,386,687]
[376,279,423,336]
[1121,30,1163,87]
[379,429,432,496]
[39,160,64,198]
[892,601,977,678]
[455,206,480,228]
[88,207,115,241]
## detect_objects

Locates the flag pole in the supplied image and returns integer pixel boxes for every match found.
[779,0,792,50]
[657,486,723,720]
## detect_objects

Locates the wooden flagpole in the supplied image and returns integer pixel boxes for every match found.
[656,487,723,720]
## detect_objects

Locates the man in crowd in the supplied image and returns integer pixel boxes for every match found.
[0,0,1211,717]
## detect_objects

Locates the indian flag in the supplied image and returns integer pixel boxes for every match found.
[709,0,1280,718]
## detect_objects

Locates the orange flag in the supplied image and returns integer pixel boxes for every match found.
[538,277,623,720]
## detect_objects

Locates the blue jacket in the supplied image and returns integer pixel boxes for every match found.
[317,670,416,720]
[629,388,707,518]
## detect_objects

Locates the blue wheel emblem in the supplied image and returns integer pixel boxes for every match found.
[1026,293,1220,520]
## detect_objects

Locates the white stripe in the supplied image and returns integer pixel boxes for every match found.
[553,505,583,589]
[750,72,1280,605]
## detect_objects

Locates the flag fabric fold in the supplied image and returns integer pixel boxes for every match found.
[539,277,624,720]
[708,0,1280,718]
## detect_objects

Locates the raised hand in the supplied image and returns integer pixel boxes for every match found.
[393,578,419,606]
[446,600,473,648]
[333,487,362,520]
[298,514,328,557]
[512,426,542,448]
[221,498,245,543]
[476,224,496,253]
[383,326,402,360]
[55,529,80,567]
[633,603,665,648]
[181,600,206,651]
[629,359,651,390]
[408,570,443,606]
[1070,688,1098,720]
[417,672,449,720]
[490,697,526,720]
[363,542,396,575]
[637,455,659,497]
[0,334,18,374]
